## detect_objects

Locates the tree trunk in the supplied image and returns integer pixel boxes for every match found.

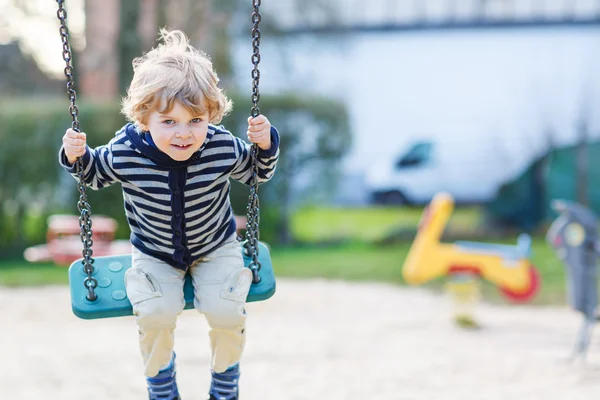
[118,0,141,96]
[156,0,168,29]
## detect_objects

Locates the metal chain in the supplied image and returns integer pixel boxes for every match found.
[244,0,262,284]
[57,0,262,289]
[56,0,97,301]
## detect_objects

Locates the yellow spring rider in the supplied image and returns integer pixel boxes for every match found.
[402,192,541,306]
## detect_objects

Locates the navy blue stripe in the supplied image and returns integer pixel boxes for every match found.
[126,204,173,237]
[185,182,227,204]
[259,157,277,167]
[187,194,229,238]
[200,152,237,164]
[130,215,173,242]
[121,174,169,183]
[123,187,171,207]
[127,196,172,216]
[184,197,217,213]
[112,149,145,157]
[190,217,235,255]
[235,138,246,156]
[184,178,227,193]
[234,156,252,175]
[125,202,171,226]
[113,163,170,174]
[192,165,230,176]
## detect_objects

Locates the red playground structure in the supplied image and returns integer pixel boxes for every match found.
[23,215,131,266]
[24,214,249,267]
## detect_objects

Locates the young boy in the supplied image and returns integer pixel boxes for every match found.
[59,29,279,400]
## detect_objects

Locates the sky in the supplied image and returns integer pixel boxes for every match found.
[0,0,85,78]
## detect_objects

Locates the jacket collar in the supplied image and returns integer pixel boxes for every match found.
[124,123,214,168]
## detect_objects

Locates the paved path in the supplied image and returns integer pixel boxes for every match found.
[1,279,600,399]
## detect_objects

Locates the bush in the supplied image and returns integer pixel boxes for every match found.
[0,92,350,257]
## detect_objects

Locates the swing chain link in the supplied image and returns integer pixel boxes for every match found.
[56,0,97,301]
[244,0,262,284]
[250,0,261,117]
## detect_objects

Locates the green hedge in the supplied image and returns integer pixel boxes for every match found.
[0,92,350,257]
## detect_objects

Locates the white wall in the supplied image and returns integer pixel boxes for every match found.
[231,26,600,203]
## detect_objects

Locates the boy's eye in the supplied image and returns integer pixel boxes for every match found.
[191,118,203,123]
[162,119,175,125]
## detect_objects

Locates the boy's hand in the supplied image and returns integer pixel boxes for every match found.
[62,128,87,165]
[247,115,272,151]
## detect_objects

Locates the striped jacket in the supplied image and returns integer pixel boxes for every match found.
[59,123,280,270]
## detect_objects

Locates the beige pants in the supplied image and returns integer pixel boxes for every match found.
[125,237,252,377]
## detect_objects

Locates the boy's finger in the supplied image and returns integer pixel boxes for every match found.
[249,115,266,125]
[65,136,84,145]
[248,124,263,132]
[67,130,86,140]
[248,132,263,141]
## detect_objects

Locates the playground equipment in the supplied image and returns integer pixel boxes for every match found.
[402,192,541,313]
[546,199,599,360]
[55,0,275,319]
[23,215,131,266]
[444,273,482,328]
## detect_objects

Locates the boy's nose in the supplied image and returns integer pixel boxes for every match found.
[175,129,192,138]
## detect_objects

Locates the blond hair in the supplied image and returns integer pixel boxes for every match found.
[121,29,233,126]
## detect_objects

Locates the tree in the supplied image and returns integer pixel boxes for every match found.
[152,0,236,86]
[225,93,352,244]
[118,0,142,96]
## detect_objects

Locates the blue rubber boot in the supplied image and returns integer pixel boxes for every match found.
[208,363,240,400]
[147,353,180,400]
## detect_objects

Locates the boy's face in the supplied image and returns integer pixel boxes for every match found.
[143,101,209,161]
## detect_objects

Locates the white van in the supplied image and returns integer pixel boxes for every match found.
[365,139,516,205]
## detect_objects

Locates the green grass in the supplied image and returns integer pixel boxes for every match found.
[271,237,567,305]
[0,205,571,305]
[271,242,412,282]
[0,237,568,305]
[286,205,568,304]
[291,205,482,242]
[0,261,69,286]
[528,237,568,304]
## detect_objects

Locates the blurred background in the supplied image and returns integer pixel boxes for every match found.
[1,0,600,304]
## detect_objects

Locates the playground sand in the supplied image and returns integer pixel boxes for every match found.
[1,279,600,399]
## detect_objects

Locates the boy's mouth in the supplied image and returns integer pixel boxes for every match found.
[171,144,192,150]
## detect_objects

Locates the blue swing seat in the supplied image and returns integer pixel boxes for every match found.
[69,241,276,320]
